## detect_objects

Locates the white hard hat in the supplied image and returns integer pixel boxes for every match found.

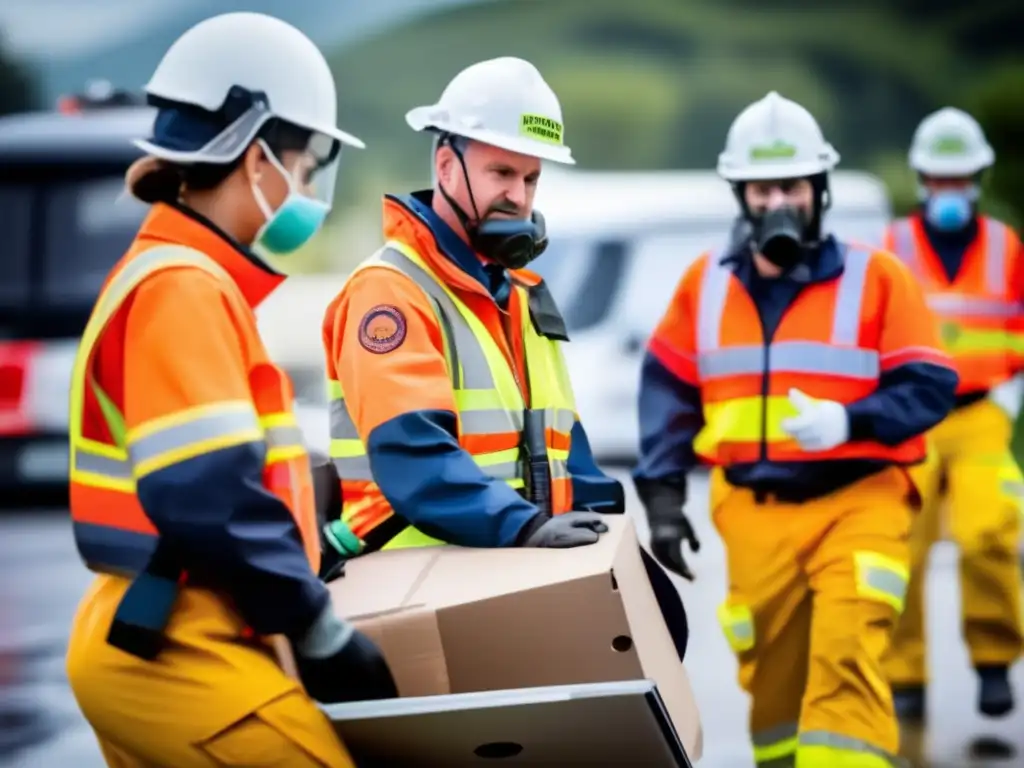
[717,91,839,182]
[137,12,363,165]
[406,57,574,165]
[908,107,994,177]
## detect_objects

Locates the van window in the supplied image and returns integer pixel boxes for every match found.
[44,176,147,306]
[0,184,34,314]
[533,237,628,334]
[620,229,728,337]
[535,227,728,336]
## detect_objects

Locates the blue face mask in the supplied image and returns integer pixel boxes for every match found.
[252,141,332,256]
[924,190,973,232]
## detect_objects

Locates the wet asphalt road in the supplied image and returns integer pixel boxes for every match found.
[2,470,1023,767]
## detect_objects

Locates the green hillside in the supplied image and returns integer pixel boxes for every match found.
[327,0,1020,212]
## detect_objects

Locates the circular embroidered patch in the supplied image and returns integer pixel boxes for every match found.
[359,304,407,354]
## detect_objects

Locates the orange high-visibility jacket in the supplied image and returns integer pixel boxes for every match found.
[69,204,325,642]
[884,214,1024,395]
[654,244,952,467]
[321,194,617,553]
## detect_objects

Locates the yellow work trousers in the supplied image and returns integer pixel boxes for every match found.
[66,575,355,767]
[712,467,913,767]
[883,398,1024,686]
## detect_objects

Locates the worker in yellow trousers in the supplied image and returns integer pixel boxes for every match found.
[635,91,959,766]
[880,106,1024,722]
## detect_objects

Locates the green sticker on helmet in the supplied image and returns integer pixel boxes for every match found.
[931,135,966,155]
[749,139,798,161]
[520,114,563,145]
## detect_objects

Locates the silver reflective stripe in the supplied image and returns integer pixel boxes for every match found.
[128,408,260,466]
[985,220,1007,294]
[799,730,908,766]
[377,247,494,390]
[752,722,798,747]
[831,247,870,345]
[74,449,132,479]
[91,245,227,328]
[483,461,519,481]
[332,455,373,481]
[330,400,360,440]
[697,252,731,353]
[461,408,522,435]
[863,565,907,603]
[696,247,877,378]
[700,342,878,379]
[730,620,753,644]
[889,218,917,265]
[550,459,569,480]
[926,294,1019,317]
[265,425,304,448]
[546,407,576,435]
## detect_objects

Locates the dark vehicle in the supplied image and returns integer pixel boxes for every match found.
[0,88,151,504]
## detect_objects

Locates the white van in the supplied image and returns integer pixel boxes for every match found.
[531,169,893,464]
[255,273,347,458]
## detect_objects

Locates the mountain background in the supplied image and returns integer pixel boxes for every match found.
[3,0,1024,451]
[3,0,1021,224]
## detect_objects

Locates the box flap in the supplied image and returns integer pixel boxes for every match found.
[353,606,451,697]
[328,547,440,616]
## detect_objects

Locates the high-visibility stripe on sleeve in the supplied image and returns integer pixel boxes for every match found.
[71,438,135,492]
[880,345,953,371]
[260,412,307,463]
[127,400,263,478]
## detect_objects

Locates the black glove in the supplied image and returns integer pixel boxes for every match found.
[519,511,608,548]
[635,477,700,581]
[292,605,399,704]
[310,453,341,531]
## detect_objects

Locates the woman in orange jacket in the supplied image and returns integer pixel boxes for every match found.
[65,13,395,767]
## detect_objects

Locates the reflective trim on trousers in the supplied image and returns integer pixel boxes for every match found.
[752,721,798,767]
[798,730,908,767]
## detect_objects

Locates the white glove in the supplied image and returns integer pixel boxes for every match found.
[989,375,1024,421]
[780,388,850,452]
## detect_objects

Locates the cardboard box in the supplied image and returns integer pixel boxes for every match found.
[328,516,703,760]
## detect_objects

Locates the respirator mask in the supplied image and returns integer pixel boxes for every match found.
[751,206,809,271]
[920,183,978,233]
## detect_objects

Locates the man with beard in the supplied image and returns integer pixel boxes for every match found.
[315,55,691,665]
[633,91,959,766]
[317,58,622,546]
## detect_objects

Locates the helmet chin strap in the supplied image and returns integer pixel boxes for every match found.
[435,133,487,245]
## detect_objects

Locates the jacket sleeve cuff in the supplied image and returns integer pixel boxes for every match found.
[514,512,550,546]
[845,404,875,442]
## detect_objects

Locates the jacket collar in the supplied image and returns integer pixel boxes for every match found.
[722,234,847,285]
[134,203,284,308]
[382,192,500,300]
